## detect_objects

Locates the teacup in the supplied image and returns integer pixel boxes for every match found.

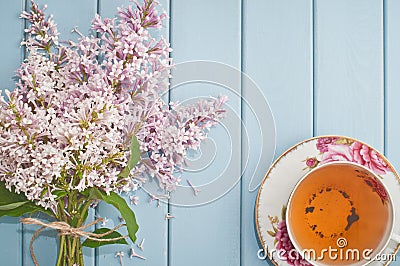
[286,161,395,266]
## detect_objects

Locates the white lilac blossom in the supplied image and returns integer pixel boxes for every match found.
[0,0,226,211]
[186,179,201,196]
[137,238,145,250]
[115,251,124,266]
[129,247,146,260]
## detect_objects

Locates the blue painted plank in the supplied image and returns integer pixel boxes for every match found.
[314,0,384,149]
[169,0,241,265]
[244,0,314,157]
[314,4,386,265]
[0,217,23,266]
[36,0,96,38]
[21,1,97,265]
[97,1,169,266]
[385,0,400,172]
[385,1,400,264]
[0,1,26,265]
[0,0,24,91]
[243,1,313,265]
[96,192,168,266]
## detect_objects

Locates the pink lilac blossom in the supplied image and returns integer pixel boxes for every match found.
[0,0,226,210]
[275,220,311,266]
[20,2,59,51]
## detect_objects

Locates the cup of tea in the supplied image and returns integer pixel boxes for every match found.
[286,161,396,266]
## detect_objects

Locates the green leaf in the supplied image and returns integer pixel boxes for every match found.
[85,188,138,243]
[82,228,128,248]
[79,202,91,225]
[267,230,276,237]
[52,190,67,199]
[0,181,27,204]
[118,134,140,178]
[0,201,28,211]
[281,205,287,221]
[103,192,138,243]
[0,181,51,217]
[0,202,45,217]
[118,167,131,179]
[271,224,278,233]
[127,134,140,169]
[335,138,353,145]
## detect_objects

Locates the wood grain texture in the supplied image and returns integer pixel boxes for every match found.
[385,2,400,261]
[314,0,384,149]
[0,1,25,265]
[244,0,314,157]
[1,0,400,265]
[168,0,242,265]
[242,0,313,265]
[385,0,400,172]
[96,1,169,265]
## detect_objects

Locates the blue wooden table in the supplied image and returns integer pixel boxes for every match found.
[1,0,399,265]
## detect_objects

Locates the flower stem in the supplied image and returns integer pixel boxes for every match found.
[77,200,92,227]
[56,193,88,265]
[56,235,65,266]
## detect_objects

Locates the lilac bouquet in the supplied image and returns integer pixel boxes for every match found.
[0,0,226,265]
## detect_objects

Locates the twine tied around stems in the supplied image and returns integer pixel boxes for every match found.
[21,217,128,266]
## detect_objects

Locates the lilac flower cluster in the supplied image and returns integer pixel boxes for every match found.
[134,97,227,191]
[0,0,226,210]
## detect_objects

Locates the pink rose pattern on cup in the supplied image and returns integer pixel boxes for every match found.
[363,175,389,203]
[268,206,312,266]
[304,157,318,169]
[316,137,338,153]
[314,137,392,176]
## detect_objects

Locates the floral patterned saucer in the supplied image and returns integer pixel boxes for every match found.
[256,136,400,266]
